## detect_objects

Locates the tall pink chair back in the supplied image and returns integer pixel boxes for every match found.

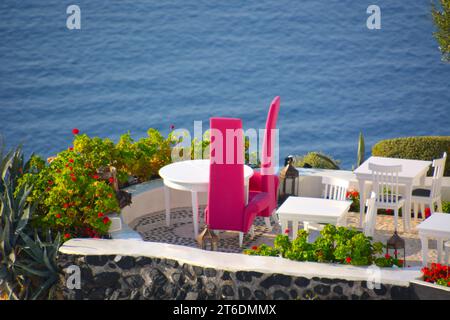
[206,117,245,231]
[261,96,280,174]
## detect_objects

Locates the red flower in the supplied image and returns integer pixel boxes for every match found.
[98,212,104,218]
[345,257,352,264]
[64,233,71,239]
[398,259,404,266]
[386,209,393,215]
[71,176,77,182]
[63,203,70,209]
[107,193,113,198]
[56,214,61,219]
[68,159,74,163]
[93,174,99,180]
[68,147,73,151]
[48,180,54,185]
[251,246,258,250]
[46,187,51,192]
[72,128,79,135]
[108,177,115,184]
[425,208,431,218]
[69,166,73,171]
[385,253,391,259]
[284,228,289,234]
[102,217,110,224]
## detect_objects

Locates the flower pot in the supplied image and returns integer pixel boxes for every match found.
[410,279,450,300]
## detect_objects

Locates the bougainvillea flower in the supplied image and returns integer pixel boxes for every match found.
[345,257,352,264]
[72,128,79,135]
[98,212,104,218]
[64,233,71,239]
[102,217,110,224]
[108,177,115,184]
[251,246,258,250]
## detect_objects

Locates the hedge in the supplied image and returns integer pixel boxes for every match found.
[372,136,450,176]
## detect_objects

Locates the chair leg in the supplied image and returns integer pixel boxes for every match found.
[420,203,425,218]
[239,232,244,247]
[264,217,272,230]
[445,244,449,265]
[437,197,443,213]
[413,202,419,220]
[272,210,280,225]
[394,209,399,232]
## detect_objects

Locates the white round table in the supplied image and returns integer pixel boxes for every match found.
[158,159,254,237]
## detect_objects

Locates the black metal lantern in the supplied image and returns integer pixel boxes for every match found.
[196,226,219,251]
[278,155,299,204]
[386,231,406,267]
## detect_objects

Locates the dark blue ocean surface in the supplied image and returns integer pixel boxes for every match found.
[0,1,449,168]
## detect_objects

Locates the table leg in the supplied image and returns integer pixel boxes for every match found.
[420,236,428,266]
[404,183,413,232]
[292,220,298,240]
[437,238,444,264]
[358,179,366,228]
[191,191,199,237]
[164,185,171,227]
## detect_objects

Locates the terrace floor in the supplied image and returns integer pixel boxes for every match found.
[129,207,438,267]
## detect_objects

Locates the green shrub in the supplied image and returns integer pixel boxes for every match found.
[244,225,402,268]
[432,0,450,61]
[372,136,450,176]
[293,152,340,170]
[442,201,450,213]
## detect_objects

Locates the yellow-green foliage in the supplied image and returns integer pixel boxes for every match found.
[432,0,450,61]
[372,136,450,176]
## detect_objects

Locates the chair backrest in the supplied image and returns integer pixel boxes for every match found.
[322,176,349,201]
[368,163,402,205]
[363,192,377,237]
[261,96,280,174]
[431,152,447,198]
[206,117,245,230]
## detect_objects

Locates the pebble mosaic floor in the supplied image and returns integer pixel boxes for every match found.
[129,207,443,266]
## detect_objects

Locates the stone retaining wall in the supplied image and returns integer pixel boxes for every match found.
[58,254,414,300]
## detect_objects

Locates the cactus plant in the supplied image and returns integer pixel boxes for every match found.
[356,131,365,168]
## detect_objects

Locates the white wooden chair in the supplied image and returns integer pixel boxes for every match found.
[369,163,406,232]
[322,176,349,201]
[363,192,377,237]
[412,152,447,219]
[304,176,350,232]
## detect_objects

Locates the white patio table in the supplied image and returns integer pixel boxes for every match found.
[417,213,450,266]
[276,196,352,240]
[158,159,254,237]
[354,157,431,231]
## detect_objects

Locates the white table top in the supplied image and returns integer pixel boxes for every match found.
[416,213,450,234]
[276,196,352,222]
[354,156,431,179]
[158,159,254,185]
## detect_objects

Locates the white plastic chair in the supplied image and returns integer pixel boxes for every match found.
[304,176,350,232]
[369,163,405,232]
[363,192,377,237]
[412,152,447,219]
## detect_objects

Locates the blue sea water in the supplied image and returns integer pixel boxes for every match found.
[0,1,449,169]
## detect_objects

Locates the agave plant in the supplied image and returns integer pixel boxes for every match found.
[0,141,61,300]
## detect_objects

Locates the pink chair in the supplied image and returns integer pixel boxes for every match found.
[249,96,280,229]
[205,117,270,247]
